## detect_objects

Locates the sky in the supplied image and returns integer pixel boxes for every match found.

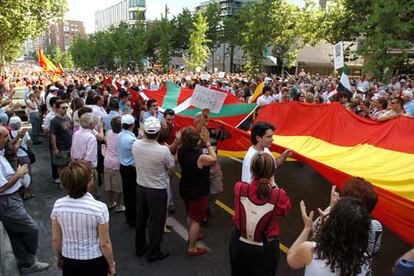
[66,0,304,34]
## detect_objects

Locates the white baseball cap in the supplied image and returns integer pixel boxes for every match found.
[143,116,161,134]
[49,85,58,91]
[9,116,22,126]
[121,114,135,125]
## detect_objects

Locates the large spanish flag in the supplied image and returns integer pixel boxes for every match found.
[143,82,257,127]
[214,101,414,244]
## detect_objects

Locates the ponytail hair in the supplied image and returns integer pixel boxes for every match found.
[250,153,276,199]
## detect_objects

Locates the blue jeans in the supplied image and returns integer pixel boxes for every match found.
[0,193,39,267]
[0,110,8,126]
[29,112,40,144]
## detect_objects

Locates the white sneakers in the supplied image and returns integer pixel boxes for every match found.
[21,261,50,274]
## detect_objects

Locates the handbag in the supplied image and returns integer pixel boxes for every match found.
[209,162,223,194]
[20,147,36,164]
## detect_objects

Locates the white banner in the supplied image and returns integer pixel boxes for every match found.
[333,42,344,70]
[190,85,228,114]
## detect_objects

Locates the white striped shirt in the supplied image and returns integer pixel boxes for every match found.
[51,193,109,260]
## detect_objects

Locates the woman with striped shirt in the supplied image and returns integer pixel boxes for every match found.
[51,160,116,276]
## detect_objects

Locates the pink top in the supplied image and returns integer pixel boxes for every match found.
[104,130,120,170]
[71,127,98,168]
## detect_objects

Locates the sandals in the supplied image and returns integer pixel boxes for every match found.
[187,247,207,256]
[22,193,35,200]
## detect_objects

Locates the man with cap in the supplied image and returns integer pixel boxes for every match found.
[46,85,58,112]
[402,90,414,117]
[133,116,175,262]
[117,114,137,228]
[0,126,50,274]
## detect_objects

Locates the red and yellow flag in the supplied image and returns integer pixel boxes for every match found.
[212,101,414,244]
[37,48,63,80]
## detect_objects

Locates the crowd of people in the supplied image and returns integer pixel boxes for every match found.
[0,67,412,275]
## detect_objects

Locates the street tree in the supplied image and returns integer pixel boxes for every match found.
[0,0,67,69]
[51,46,63,65]
[204,2,223,71]
[158,8,173,71]
[61,51,74,69]
[184,12,211,71]
[268,0,323,75]
[171,8,194,56]
[356,0,414,79]
[239,2,272,75]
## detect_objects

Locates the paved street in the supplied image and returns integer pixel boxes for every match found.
[22,140,410,276]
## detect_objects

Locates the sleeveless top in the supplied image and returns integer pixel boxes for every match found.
[178,148,209,200]
[305,242,370,276]
[236,181,282,246]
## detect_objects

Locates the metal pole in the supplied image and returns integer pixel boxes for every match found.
[229,0,236,73]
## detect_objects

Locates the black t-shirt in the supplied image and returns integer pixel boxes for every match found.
[178,148,210,200]
[50,115,73,151]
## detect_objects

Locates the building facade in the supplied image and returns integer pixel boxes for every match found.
[44,20,86,51]
[95,0,146,32]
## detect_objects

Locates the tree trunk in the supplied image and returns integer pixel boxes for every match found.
[0,50,5,75]
[230,44,234,73]
[222,43,226,72]
[212,50,215,73]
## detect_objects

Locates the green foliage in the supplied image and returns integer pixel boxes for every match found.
[0,0,67,66]
[357,0,413,80]
[158,10,173,69]
[204,2,223,51]
[184,12,211,71]
[51,46,63,65]
[171,8,194,56]
[69,21,147,71]
[239,2,272,75]
[318,0,414,79]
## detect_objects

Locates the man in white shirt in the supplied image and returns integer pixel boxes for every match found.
[90,95,108,122]
[0,126,50,273]
[46,86,58,112]
[241,122,291,183]
[356,75,369,93]
[133,116,175,263]
[44,96,60,183]
[257,86,275,107]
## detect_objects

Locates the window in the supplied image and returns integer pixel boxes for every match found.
[129,11,137,20]
[129,0,145,8]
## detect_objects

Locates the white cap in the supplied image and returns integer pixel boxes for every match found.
[143,116,161,134]
[9,116,22,126]
[374,90,386,98]
[49,85,58,91]
[121,114,135,125]
[402,90,413,99]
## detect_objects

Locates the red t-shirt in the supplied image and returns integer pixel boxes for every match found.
[166,124,179,145]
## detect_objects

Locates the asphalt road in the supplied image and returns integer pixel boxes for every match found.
[22,140,410,276]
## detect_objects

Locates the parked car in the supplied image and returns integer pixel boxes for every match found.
[9,87,29,121]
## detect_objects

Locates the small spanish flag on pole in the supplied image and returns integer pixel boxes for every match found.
[248,82,264,103]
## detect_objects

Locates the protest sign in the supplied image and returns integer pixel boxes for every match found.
[190,85,228,114]
[333,42,344,70]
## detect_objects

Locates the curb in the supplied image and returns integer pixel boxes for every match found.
[0,221,20,275]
